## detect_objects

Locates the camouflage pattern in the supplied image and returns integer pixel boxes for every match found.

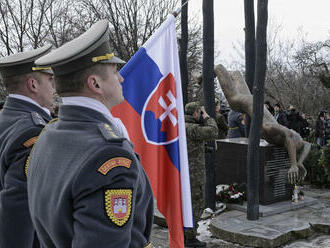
[216,113,228,139]
[184,114,218,238]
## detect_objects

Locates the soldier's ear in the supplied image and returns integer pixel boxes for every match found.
[26,76,38,93]
[86,75,102,94]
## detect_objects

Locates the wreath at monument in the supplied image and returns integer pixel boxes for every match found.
[216,183,246,205]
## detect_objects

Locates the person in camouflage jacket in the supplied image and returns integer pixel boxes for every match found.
[215,99,228,139]
[184,102,218,247]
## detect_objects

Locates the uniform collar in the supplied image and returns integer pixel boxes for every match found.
[61,96,111,120]
[9,94,51,116]
[58,104,110,124]
[4,96,51,121]
[60,97,130,140]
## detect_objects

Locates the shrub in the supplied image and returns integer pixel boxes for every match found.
[304,144,322,183]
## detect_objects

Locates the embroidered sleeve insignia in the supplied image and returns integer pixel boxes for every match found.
[104,189,132,226]
[23,136,38,148]
[98,157,132,175]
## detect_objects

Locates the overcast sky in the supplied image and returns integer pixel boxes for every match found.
[189,0,330,65]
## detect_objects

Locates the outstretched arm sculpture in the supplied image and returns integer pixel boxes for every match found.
[215,64,311,184]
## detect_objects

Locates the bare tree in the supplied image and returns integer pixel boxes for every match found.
[0,0,204,101]
[26,0,52,48]
[0,3,13,55]
[264,35,330,115]
[231,19,330,117]
[0,0,79,53]
[44,0,85,48]
[295,39,330,89]
[0,0,31,54]
[75,0,178,61]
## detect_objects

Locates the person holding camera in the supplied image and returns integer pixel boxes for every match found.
[184,102,218,247]
[215,99,228,139]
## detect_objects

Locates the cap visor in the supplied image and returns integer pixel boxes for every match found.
[39,69,54,75]
[99,56,126,64]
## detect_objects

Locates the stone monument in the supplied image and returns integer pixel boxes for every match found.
[215,137,292,205]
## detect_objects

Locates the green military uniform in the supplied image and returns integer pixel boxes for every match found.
[184,102,218,242]
[216,112,228,139]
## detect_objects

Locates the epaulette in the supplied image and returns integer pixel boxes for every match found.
[31,111,46,126]
[98,123,125,143]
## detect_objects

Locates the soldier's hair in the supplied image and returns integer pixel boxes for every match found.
[185,102,200,115]
[55,63,110,96]
[2,72,42,93]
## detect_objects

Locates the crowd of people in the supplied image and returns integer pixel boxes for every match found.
[266,102,330,147]
[215,100,327,146]
[267,102,311,139]
[315,111,330,147]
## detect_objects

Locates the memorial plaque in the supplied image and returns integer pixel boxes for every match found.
[215,137,292,205]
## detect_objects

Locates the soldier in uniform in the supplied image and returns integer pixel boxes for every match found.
[184,102,218,247]
[27,20,154,248]
[215,98,228,139]
[0,45,54,248]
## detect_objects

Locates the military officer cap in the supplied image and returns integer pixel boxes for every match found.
[0,45,53,78]
[35,20,126,76]
[185,102,200,115]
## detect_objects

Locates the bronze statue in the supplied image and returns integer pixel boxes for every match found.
[215,64,311,184]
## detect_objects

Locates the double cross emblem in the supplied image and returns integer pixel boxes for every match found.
[158,90,177,127]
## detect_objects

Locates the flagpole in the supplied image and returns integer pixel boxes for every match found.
[172,0,192,17]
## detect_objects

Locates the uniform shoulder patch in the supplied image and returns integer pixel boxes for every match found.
[104,189,132,226]
[98,157,132,175]
[31,112,46,126]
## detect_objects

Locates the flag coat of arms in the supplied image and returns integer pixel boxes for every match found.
[112,14,193,248]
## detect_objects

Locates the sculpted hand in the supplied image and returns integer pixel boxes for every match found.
[297,163,307,182]
[288,164,299,184]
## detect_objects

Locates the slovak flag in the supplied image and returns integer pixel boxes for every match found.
[111,14,193,248]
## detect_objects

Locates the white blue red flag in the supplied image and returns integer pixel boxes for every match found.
[112,14,193,248]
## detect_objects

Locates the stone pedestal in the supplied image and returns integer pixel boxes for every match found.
[215,137,292,205]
